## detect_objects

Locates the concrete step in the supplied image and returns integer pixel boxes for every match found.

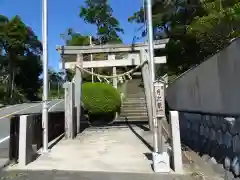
[125,97,145,100]
[120,112,148,117]
[121,107,148,110]
[126,97,145,100]
[118,115,149,121]
[121,106,147,110]
[124,99,146,102]
[122,102,147,106]
[125,97,145,101]
[121,108,148,112]
[113,119,149,124]
[116,119,149,123]
[126,94,145,97]
[127,94,145,97]
[123,102,146,105]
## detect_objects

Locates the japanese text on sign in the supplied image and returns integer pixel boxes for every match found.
[154,81,165,117]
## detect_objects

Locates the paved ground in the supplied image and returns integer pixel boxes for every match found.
[0,170,194,180]
[0,99,64,168]
[9,125,154,173]
[2,124,198,180]
[1,122,227,180]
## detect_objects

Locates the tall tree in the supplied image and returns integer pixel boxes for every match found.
[0,15,42,103]
[80,0,124,44]
[61,28,93,46]
[187,0,240,54]
[129,0,240,75]
[61,28,111,82]
[48,68,64,86]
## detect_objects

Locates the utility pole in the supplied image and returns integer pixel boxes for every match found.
[146,0,158,153]
[42,0,49,153]
[89,36,94,82]
[146,0,170,173]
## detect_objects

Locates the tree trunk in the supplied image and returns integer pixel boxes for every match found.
[6,54,15,104]
[6,66,14,103]
[10,70,15,99]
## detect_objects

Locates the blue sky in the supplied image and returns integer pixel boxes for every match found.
[0,0,144,71]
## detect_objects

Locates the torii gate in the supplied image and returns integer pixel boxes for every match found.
[56,39,169,137]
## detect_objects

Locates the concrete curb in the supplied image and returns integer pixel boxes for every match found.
[0,159,10,170]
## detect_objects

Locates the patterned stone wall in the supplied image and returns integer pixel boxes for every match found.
[179,112,240,177]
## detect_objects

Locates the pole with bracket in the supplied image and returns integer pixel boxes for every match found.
[146,0,158,153]
[146,0,170,172]
[42,0,49,153]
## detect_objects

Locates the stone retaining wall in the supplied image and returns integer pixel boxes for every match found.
[179,112,240,177]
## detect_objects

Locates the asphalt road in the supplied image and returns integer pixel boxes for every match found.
[0,99,64,160]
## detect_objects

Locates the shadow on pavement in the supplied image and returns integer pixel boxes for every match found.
[135,124,150,131]
[125,119,153,152]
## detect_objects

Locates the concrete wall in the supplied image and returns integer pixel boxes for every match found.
[166,38,240,115]
[179,112,240,176]
[9,112,66,165]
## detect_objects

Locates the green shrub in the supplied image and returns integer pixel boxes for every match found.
[82,82,121,116]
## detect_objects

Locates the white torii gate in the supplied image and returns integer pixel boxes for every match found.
[56,39,168,134]
[41,0,182,173]
[56,39,185,174]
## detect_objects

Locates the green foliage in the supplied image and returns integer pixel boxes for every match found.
[0,85,5,103]
[82,82,121,115]
[129,0,240,76]
[80,0,124,44]
[65,69,75,82]
[15,55,42,101]
[187,0,240,52]
[0,14,43,103]
[61,28,95,46]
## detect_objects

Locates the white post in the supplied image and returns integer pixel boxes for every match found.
[146,0,158,153]
[75,54,83,134]
[108,55,117,88]
[140,50,153,130]
[42,0,49,153]
[170,111,183,173]
[19,115,34,166]
[113,67,117,88]
[64,82,75,138]
[89,36,94,82]
[69,82,75,138]
[64,82,70,138]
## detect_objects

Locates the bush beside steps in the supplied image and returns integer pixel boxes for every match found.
[82,82,121,126]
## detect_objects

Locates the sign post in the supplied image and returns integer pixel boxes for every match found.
[152,80,170,172]
[154,81,165,118]
[154,80,165,153]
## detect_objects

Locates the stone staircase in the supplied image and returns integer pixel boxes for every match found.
[115,78,149,124]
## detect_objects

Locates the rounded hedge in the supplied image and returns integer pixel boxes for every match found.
[82,82,121,115]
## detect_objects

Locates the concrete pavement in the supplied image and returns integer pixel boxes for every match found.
[9,125,154,173]
[2,125,198,180]
[0,170,194,180]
